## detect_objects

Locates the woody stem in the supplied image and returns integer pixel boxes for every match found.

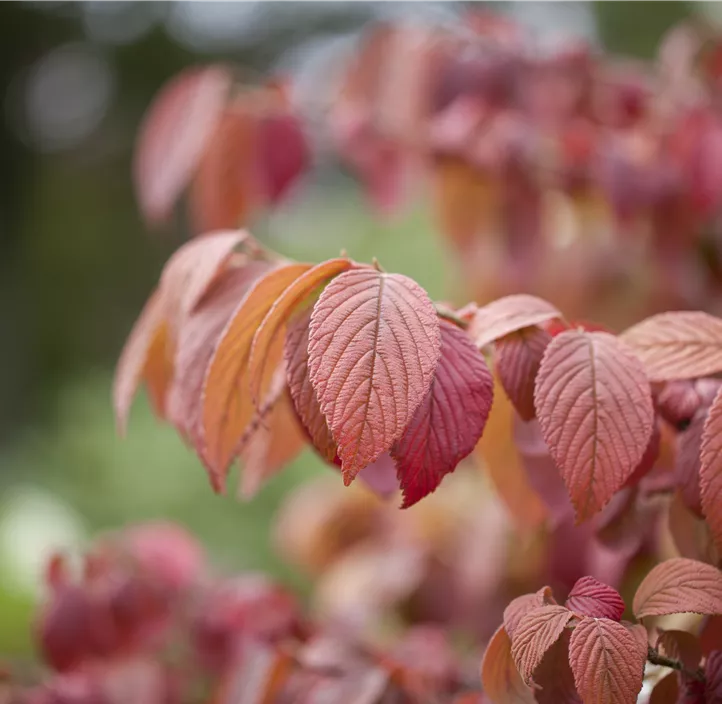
[647,646,705,683]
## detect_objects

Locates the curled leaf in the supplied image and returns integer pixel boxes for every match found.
[534,330,655,521]
[391,319,494,508]
[480,626,534,704]
[621,311,722,381]
[568,617,646,704]
[308,269,441,483]
[633,558,722,619]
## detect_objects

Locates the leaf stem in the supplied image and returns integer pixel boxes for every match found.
[434,305,469,329]
[647,646,705,683]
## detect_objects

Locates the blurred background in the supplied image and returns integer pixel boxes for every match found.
[0,0,714,659]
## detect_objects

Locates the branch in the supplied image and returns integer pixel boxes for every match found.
[647,646,705,683]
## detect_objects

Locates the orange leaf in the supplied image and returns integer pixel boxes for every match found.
[480,626,535,704]
[249,258,355,405]
[202,263,312,487]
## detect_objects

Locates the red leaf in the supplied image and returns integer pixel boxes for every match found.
[134,65,232,225]
[168,261,270,446]
[495,326,551,421]
[284,309,338,464]
[190,101,260,234]
[202,263,312,487]
[534,330,655,521]
[648,672,678,704]
[510,605,574,684]
[656,380,701,428]
[701,385,722,555]
[533,631,582,704]
[257,113,310,204]
[633,558,722,619]
[706,650,722,701]
[621,312,722,381]
[656,630,702,670]
[249,259,355,405]
[469,295,561,350]
[391,319,493,508]
[480,626,534,704]
[568,617,646,704]
[565,576,625,621]
[700,615,722,656]
[307,269,441,483]
[676,410,705,517]
[503,587,555,641]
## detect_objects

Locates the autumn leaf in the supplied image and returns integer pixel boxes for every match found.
[568,617,646,704]
[391,319,494,508]
[706,650,722,702]
[656,380,701,428]
[676,410,706,517]
[480,626,534,704]
[284,309,338,464]
[621,311,722,381]
[495,325,551,421]
[532,631,582,704]
[656,630,702,670]
[307,269,441,483]
[469,295,561,350]
[648,672,678,704]
[534,330,655,521]
[202,263,312,486]
[633,558,722,619]
[190,101,260,234]
[249,258,355,406]
[565,576,625,621]
[503,587,555,641]
[701,385,722,555]
[667,492,717,564]
[510,604,574,685]
[134,65,232,225]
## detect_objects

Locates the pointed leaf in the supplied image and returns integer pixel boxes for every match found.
[308,269,441,482]
[633,558,722,619]
[134,65,232,224]
[239,391,307,499]
[495,326,551,421]
[249,259,354,405]
[656,630,702,670]
[113,289,168,434]
[701,386,722,555]
[469,295,561,350]
[533,631,582,704]
[190,101,259,233]
[391,319,493,508]
[621,311,722,381]
[534,330,655,521]
[480,626,535,704]
[168,262,271,446]
[284,309,337,463]
[568,617,646,704]
[503,587,555,641]
[565,576,625,621]
[510,605,574,685]
[202,263,312,486]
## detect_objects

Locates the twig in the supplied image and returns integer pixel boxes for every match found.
[647,646,705,683]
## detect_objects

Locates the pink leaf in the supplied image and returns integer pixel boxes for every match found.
[656,380,701,428]
[134,66,231,225]
[676,410,705,517]
[621,311,722,381]
[480,626,535,704]
[533,631,582,704]
[510,605,574,684]
[534,330,655,521]
[633,558,722,619]
[356,452,399,500]
[701,385,722,555]
[391,319,494,508]
[495,326,551,421]
[568,616,646,704]
[503,587,555,641]
[469,295,561,350]
[307,269,441,483]
[565,576,625,621]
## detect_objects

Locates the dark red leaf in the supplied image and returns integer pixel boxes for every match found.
[565,576,625,621]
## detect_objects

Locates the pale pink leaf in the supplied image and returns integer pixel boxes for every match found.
[621,311,722,381]
[495,326,551,421]
[356,452,398,500]
[469,295,561,350]
[701,385,722,556]
[307,269,441,483]
[568,616,646,704]
[510,605,574,685]
[633,558,722,619]
[565,576,625,621]
[480,626,535,704]
[391,319,493,508]
[134,66,232,224]
[534,330,655,521]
